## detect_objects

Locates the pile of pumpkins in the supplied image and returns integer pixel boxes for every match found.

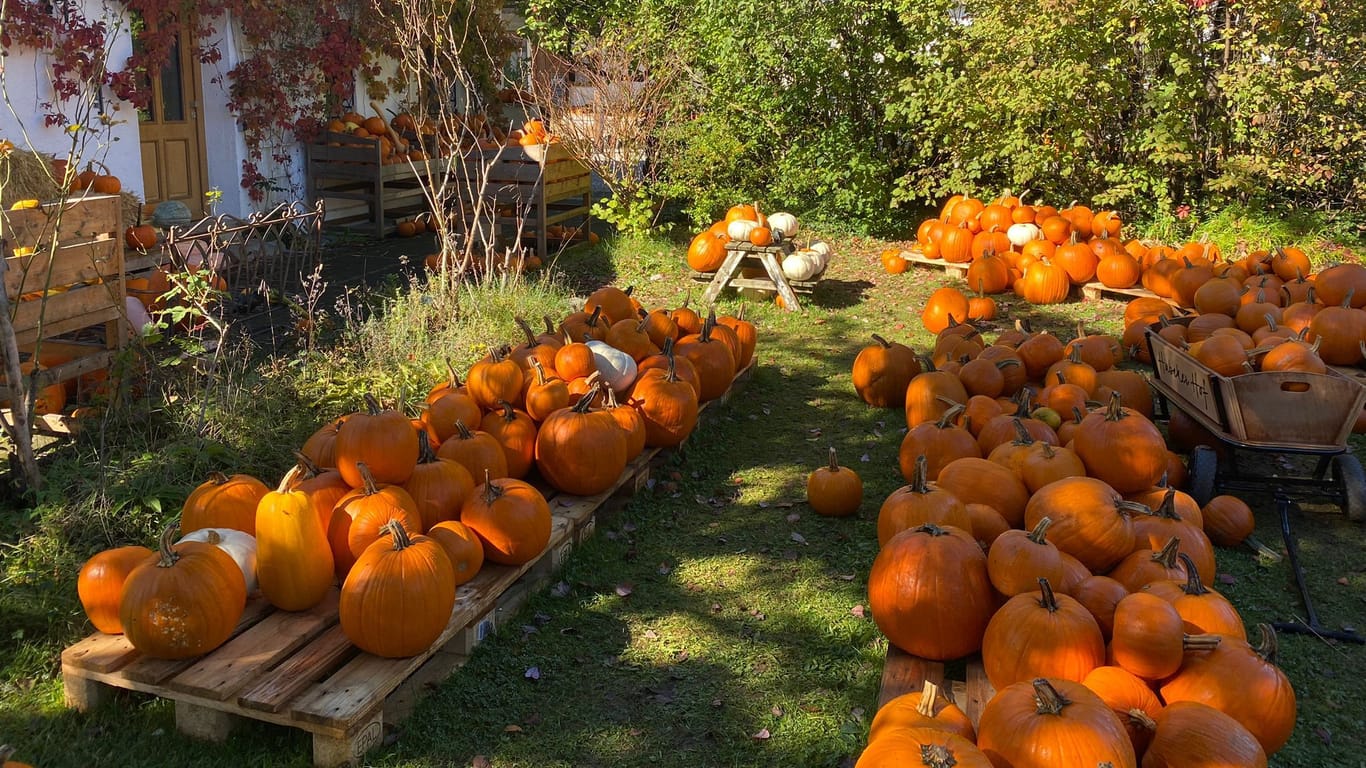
[836,320,1293,767]
[686,205,832,283]
[323,111,429,165]
[75,284,757,661]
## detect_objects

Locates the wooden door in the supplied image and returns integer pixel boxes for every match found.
[139,28,208,217]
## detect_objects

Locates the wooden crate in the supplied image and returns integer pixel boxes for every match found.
[306,132,453,237]
[449,144,592,260]
[0,194,126,420]
[1080,281,1177,306]
[61,359,756,767]
[900,248,969,279]
[877,646,995,728]
[1147,321,1366,449]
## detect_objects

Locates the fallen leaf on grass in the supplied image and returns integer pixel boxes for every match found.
[859,453,870,463]
[786,513,801,523]
[524,667,540,681]
[791,532,807,544]
[836,574,856,581]
[772,705,784,717]
[504,724,523,733]
[712,698,724,708]
[1217,573,1237,585]
[551,581,571,597]
[472,756,492,768]
[1315,726,1332,746]
[616,582,635,597]
[630,728,644,737]
[850,605,866,619]
[752,728,771,741]
[1338,577,1351,586]
[658,562,673,575]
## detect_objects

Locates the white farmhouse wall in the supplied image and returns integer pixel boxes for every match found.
[197,12,253,218]
[0,0,142,198]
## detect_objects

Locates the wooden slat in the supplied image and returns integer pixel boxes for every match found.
[236,625,357,714]
[963,659,994,728]
[11,302,121,348]
[62,632,140,674]
[168,590,340,701]
[290,517,571,729]
[876,645,946,709]
[901,249,969,279]
[1,194,121,253]
[117,598,275,685]
[5,238,120,297]
[1079,281,1176,306]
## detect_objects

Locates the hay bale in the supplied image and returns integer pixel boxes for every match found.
[0,148,145,229]
[0,149,63,207]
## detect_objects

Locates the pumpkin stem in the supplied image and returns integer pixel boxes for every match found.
[1071,406,1086,424]
[355,462,381,495]
[915,680,944,718]
[362,392,384,415]
[1040,442,1057,460]
[530,357,550,386]
[0,746,16,764]
[826,446,841,473]
[1153,535,1182,567]
[1011,418,1035,445]
[543,315,558,338]
[1182,633,1222,652]
[416,428,439,464]
[156,524,181,568]
[586,305,602,329]
[1026,516,1052,545]
[1176,552,1211,596]
[384,519,413,551]
[1115,499,1151,518]
[496,400,516,422]
[1030,677,1071,716]
[872,333,892,349]
[935,404,965,430]
[453,418,475,441]
[1036,577,1060,611]
[913,523,950,537]
[909,454,930,494]
[1127,709,1158,733]
[1154,488,1184,520]
[573,383,602,413]
[918,744,959,768]
[737,303,747,323]
[515,316,537,348]
[207,470,230,485]
[604,386,621,409]
[1254,623,1280,663]
[1103,390,1126,420]
[278,463,305,492]
[291,450,323,480]
[482,468,502,505]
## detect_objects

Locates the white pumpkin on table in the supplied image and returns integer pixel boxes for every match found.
[177,528,259,594]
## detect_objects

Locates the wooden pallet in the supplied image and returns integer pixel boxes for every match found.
[61,360,755,767]
[876,646,995,728]
[1079,281,1178,306]
[901,249,969,280]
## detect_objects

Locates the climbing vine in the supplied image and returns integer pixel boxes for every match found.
[2,0,395,201]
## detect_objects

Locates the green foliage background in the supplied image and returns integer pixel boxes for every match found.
[521,0,1366,233]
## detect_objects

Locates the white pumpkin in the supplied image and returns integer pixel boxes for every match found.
[808,239,834,260]
[178,528,258,594]
[782,250,823,281]
[726,219,760,242]
[586,339,638,391]
[767,212,799,238]
[1007,222,1041,248]
[124,296,153,336]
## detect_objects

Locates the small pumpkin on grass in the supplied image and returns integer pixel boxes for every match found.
[807,447,862,517]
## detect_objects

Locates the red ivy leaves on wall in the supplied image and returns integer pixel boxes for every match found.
[4,0,392,200]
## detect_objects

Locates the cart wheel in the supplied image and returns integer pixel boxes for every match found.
[1332,454,1366,523]
[1188,446,1218,506]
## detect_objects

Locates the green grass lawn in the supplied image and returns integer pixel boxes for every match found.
[2,229,1364,767]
